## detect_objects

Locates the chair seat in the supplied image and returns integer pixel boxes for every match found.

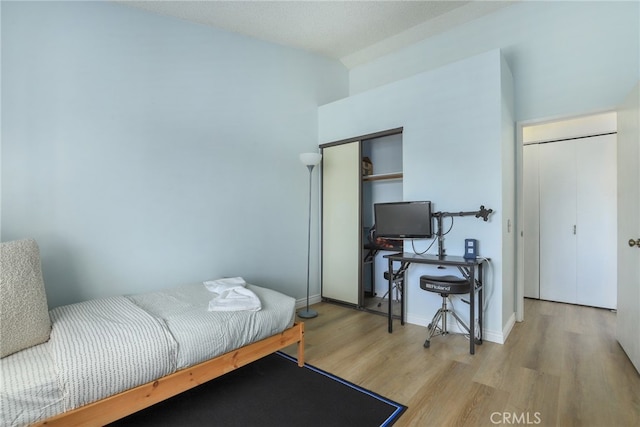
[420,275,469,294]
[383,271,404,281]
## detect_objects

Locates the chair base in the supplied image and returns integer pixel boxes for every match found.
[376,284,402,307]
[423,296,471,349]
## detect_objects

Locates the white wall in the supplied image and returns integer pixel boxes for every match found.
[350,1,640,122]
[1,1,348,308]
[319,50,514,342]
[500,54,516,337]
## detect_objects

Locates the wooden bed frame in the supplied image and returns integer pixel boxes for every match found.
[35,322,304,427]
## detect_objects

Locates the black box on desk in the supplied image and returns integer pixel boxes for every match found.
[464,239,478,259]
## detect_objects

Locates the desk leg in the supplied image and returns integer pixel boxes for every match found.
[400,267,405,325]
[469,265,475,355]
[387,258,393,333]
[478,263,483,344]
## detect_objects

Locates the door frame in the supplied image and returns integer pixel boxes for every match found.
[516,111,618,322]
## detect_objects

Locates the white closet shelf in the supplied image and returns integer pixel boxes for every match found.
[362,172,403,181]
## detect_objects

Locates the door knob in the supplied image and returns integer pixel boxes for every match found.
[629,238,640,247]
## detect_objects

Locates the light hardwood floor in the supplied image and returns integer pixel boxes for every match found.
[283,299,639,427]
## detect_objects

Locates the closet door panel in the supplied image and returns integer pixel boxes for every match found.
[321,142,360,305]
[576,134,617,308]
[523,144,541,298]
[539,141,577,304]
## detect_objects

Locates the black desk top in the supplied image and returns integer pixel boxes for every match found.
[383,252,485,266]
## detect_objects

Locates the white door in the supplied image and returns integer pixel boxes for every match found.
[523,144,540,299]
[539,140,578,304]
[616,83,640,373]
[576,134,617,308]
[321,141,360,305]
[536,131,617,308]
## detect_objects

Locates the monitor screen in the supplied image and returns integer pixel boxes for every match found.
[374,201,433,239]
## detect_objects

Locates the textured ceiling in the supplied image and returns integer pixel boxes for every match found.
[117,1,516,68]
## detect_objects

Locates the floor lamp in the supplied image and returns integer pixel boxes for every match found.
[298,152,322,319]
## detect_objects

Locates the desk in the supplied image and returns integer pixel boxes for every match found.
[383,252,485,354]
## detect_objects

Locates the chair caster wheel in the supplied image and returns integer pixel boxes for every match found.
[474,338,483,345]
[377,303,382,307]
[427,323,433,330]
[423,340,430,348]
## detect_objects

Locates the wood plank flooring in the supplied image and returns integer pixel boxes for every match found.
[283,298,639,426]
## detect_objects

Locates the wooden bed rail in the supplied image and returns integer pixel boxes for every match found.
[36,322,304,427]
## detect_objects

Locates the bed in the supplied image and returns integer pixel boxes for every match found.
[0,239,304,426]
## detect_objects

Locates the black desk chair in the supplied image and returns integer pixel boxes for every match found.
[377,269,404,307]
[419,275,471,348]
[365,226,404,308]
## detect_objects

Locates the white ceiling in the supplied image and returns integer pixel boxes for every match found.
[116,0,517,68]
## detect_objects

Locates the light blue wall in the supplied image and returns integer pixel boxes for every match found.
[1,1,348,308]
[500,54,516,332]
[4,0,636,316]
[350,1,640,122]
[343,0,637,336]
[319,50,514,341]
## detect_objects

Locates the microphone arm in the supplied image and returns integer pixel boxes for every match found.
[433,205,493,221]
[431,205,493,258]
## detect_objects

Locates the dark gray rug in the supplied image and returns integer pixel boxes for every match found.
[109,351,406,426]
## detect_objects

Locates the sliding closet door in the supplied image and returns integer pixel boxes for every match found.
[321,141,360,305]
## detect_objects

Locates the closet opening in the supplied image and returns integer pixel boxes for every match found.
[319,128,403,319]
[521,112,617,310]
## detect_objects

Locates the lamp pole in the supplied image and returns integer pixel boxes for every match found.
[298,153,321,319]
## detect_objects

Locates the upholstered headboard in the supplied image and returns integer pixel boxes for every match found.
[0,238,52,358]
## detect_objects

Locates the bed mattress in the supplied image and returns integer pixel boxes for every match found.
[128,283,296,369]
[0,283,295,427]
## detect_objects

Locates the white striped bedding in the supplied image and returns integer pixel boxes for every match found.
[0,342,64,426]
[128,284,296,369]
[49,297,179,411]
[0,284,295,427]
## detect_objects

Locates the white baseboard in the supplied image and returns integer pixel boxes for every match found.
[295,294,322,309]
[482,327,505,344]
[498,311,517,344]
[480,312,515,344]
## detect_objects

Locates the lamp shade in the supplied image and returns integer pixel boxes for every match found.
[299,152,322,166]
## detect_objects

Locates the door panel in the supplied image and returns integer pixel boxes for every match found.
[321,142,360,305]
[576,134,617,308]
[539,140,577,304]
[617,83,640,373]
[523,144,540,298]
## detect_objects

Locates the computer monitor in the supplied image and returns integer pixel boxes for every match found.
[374,201,433,239]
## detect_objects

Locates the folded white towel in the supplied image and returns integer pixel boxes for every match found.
[203,277,247,294]
[208,287,262,312]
